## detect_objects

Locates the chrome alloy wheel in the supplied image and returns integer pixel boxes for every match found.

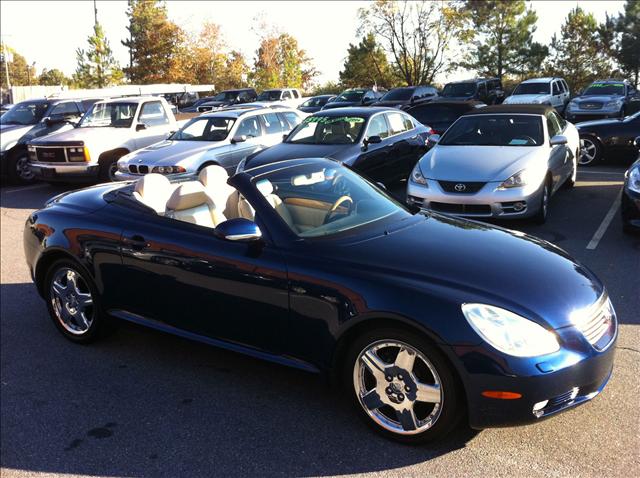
[50,268,94,335]
[579,138,597,165]
[353,340,443,435]
[16,153,35,181]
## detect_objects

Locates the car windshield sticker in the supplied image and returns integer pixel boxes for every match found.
[304,116,365,125]
[590,83,624,88]
[509,139,529,145]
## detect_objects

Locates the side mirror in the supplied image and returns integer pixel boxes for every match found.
[429,134,441,144]
[214,218,262,242]
[136,123,147,131]
[282,133,289,142]
[366,135,382,145]
[231,134,247,144]
[550,134,568,146]
[634,136,640,150]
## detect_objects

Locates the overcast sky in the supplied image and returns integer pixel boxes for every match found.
[0,0,627,85]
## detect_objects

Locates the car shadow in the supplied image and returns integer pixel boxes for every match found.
[0,183,76,210]
[0,282,479,477]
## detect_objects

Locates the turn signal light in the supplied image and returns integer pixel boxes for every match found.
[83,147,91,162]
[481,391,522,400]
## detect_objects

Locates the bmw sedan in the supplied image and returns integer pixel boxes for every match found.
[25,158,616,444]
[407,105,580,223]
[238,107,432,186]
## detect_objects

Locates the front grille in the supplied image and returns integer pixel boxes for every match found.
[438,180,486,194]
[547,388,579,409]
[573,295,616,351]
[128,165,149,175]
[36,148,67,163]
[579,101,603,110]
[429,202,492,215]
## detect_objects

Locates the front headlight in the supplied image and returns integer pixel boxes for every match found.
[410,163,428,185]
[627,165,640,193]
[499,169,530,189]
[152,165,186,174]
[462,303,560,357]
[604,100,623,108]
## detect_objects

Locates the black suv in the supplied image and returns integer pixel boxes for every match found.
[373,85,439,108]
[1,97,100,184]
[196,88,258,112]
[439,78,504,105]
[321,88,385,110]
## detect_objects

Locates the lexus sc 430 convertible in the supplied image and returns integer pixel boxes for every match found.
[24,159,616,444]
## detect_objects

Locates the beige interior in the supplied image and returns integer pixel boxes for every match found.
[132,173,177,214]
[165,182,226,228]
[198,165,239,219]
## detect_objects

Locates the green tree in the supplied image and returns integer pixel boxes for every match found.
[0,45,36,88]
[122,0,185,83]
[38,68,69,86]
[545,7,611,91]
[74,23,123,88]
[616,0,640,87]
[463,0,544,80]
[310,81,342,96]
[251,33,316,90]
[339,33,394,88]
[358,0,471,85]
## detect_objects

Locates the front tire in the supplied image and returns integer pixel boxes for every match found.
[579,137,602,166]
[43,259,113,343]
[533,180,551,224]
[344,327,463,444]
[7,150,36,184]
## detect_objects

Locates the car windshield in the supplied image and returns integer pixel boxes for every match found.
[257,91,282,101]
[302,96,331,107]
[78,102,137,128]
[170,117,236,141]
[336,90,365,102]
[254,162,411,238]
[286,115,366,145]
[440,114,543,146]
[212,91,239,101]
[381,88,414,101]
[583,83,625,96]
[441,83,477,97]
[512,82,550,95]
[410,105,464,124]
[0,101,50,125]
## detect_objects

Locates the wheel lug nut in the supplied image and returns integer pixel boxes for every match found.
[405,386,410,392]
[397,374,403,380]
[386,375,392,382]
[386,387,392,394]
[398,394,404,401]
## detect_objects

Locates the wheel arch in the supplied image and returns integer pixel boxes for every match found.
[34,248,92,298]
[197,160,221,172]
[98,148,130,165]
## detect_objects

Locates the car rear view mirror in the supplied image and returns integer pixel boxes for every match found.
[136,123,147,131]
[231,135,247,144]
[366,135,382,144]
[214,218,262,242]
[429,134,441,144]
[550,135,568,146]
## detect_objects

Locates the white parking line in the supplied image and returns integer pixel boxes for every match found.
[1,184,48,194]
[586,189,622,250]
[578,170,625,176]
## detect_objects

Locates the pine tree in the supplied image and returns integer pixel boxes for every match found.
[74,23,123,88]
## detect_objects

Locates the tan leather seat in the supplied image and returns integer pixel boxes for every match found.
[132,173,175,214]
[198,165,239,219]
[238,179,296,231]
[166,181,226,228]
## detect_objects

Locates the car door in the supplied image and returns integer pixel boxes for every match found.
[230,114,266,164]
[259,112,287,146]
[546,112,570,190]
[118,206,289,354]
[384,112,422,182]
[135,101,172,149]
[352,113,392,183]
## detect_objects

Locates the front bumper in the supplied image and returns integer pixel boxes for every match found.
[448,320,617,429]
[406,179,544,219]
[621,186,640,231]
[565,110,621,123]
[29,161,100,182]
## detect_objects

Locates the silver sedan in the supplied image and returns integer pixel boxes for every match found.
[406,105,580,223]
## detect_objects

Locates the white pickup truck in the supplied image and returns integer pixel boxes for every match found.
[27,96,178,182]
[255,88,307,108]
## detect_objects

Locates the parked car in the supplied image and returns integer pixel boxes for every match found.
[321,88,384,110]
[256,88,304,108]
[1,97,101,184]
[24,157,617,444]
[298,95,336,113]
[407,105,580,223]
[404,100,485,135]
[621,137,640,233]
[238,107,432,186]
[565,79,638,123]
[503,77,570,112]
[577,111,640,166]
[27,96,178,183]
[116,107,304,179]
[179,96,217,113]
[0,103,13,115]
[439,78,504,105]
[373,86,438,108]
[196,88,258,112]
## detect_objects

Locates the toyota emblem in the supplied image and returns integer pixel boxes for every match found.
[454,183,466,192]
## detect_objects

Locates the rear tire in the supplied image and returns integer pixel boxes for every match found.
[579,137,602,166]
[99,155,123,182]
[533,180,551,224]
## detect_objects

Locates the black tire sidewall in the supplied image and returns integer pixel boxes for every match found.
[43,258,109,343]
[534,181,550,224]
[7,150,35,184]
[343,327,464,444]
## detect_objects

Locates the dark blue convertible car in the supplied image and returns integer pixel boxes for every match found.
[24,159,616,444]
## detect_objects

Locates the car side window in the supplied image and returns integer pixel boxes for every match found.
[279,112,301,130]
[366,114,390,139]
[552,82,561,95]
[139,101,169,127]
[282,90,292,100]
[402,114,415,131]
[236,116,262,138]
[363,91,376,101]
[50,102,80,116]
[293,90,300,99]
[546,114,561,138]
[478,82,488,97]
[386,112,408,136]
[261,113,284,134]
[238,92,251,102]
[561,80,569,93]
[552,111,567,130]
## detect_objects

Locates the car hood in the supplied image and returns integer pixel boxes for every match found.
[0,124,34,151]
[245,143,348,169]
[504,94,550,104]
[576,117,623,129]
[322,101,360,110]
[121,140,222,166]
[332,214,604,330]
[419,145,541,181]
[575,95,623,105]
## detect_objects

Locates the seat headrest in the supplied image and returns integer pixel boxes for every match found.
[134,173,171,196]
[198,165,229,188]
[255,179,274,196]
[167,182,209,211]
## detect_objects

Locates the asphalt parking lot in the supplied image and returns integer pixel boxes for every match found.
[1,166,639,477]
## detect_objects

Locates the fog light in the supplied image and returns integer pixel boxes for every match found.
[513,202,525,212]
[533,400,549,417]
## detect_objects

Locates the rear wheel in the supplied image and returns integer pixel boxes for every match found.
[579,137,602,166]
[345,328,463,444]
[533,180,551,224]
[7,150,36,184]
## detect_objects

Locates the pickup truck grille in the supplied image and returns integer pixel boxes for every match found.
[36,148,67,163]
